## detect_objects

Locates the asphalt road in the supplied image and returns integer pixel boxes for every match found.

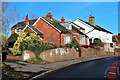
[34,56,120,80]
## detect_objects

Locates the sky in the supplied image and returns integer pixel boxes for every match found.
[8,2,118,36]
[3,0,120,2]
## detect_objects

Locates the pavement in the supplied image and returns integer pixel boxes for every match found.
[5,55,110,74]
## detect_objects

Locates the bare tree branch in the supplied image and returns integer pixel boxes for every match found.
[2,2,9,37]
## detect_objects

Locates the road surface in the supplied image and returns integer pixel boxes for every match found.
[32,57,120,80]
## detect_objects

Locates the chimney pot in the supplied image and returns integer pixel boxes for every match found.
[46,12,52,19]
[89,15,95,25]
[61,17,65,23]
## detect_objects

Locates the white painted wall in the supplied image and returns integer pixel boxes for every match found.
[74,19,93,34]
[87,30,100,40]
[107,34,112,43]
[74,19,112,44]
[23,52,30,61]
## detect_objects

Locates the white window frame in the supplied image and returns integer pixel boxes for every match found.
[65,23,72,30]
[80,35,85,44]
[64,36,70,44]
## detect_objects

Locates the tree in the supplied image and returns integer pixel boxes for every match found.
[2,4,23,37]
[0,3,2,33]
[2,2,10,37]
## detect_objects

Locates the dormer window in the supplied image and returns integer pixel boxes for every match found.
[15,25,23,34]
[65,23,72,30]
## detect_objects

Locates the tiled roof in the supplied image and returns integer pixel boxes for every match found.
[78,19,112,34]
[42,17,87,36]
[11,17,87,37]
[42,17,69,33]
[27,25,44,38]
[11,19,37,30]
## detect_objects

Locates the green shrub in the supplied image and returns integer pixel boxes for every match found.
[65,37,81,52]
[44,42,57,50]
[7,33,19,48]
[93,38,103,47]
[65,43,73,48]
[13,31,44,55]
[27,57,42,64]
[13,31,57,56]
[71,37,81,52]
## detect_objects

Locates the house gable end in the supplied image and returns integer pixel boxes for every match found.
[76,19,112,34]
[76,19,93,29]
[33,17,61,33]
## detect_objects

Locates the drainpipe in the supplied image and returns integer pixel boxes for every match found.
[60,33,61,47]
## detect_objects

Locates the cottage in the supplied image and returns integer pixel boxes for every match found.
[74,15,114,52]
[32,12,88,47]
[11,12,88,47]
[11,15,37,34]
[112,33,120,48]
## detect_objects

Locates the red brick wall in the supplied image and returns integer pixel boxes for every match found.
[34,19,61,47]
[80,37,88,46]
[61,33,80,45]
[85,37,88,45]
[34,18,87,47]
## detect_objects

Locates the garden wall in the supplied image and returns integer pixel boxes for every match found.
[81,47,107,58]
[39,47,116,62]
[39,47,80,62]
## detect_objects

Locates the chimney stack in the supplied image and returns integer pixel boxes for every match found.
[25,15,29,25]
[46,12,52,20]
[89,15,95,25]
[61,17,65,23]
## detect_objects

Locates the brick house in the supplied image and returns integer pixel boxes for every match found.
[11,13,88,47]
[11,15,43,38]
[32,12,88,47]
[112,33,120,48]
[11,15,37,34]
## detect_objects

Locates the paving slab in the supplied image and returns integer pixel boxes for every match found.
[5,56,110,73]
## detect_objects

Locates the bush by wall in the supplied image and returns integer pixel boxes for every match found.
[65,37,81,53]
[7,33,19,48]
[12,31,57,56]
[93,38,103,47]
[27,57,42,64]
